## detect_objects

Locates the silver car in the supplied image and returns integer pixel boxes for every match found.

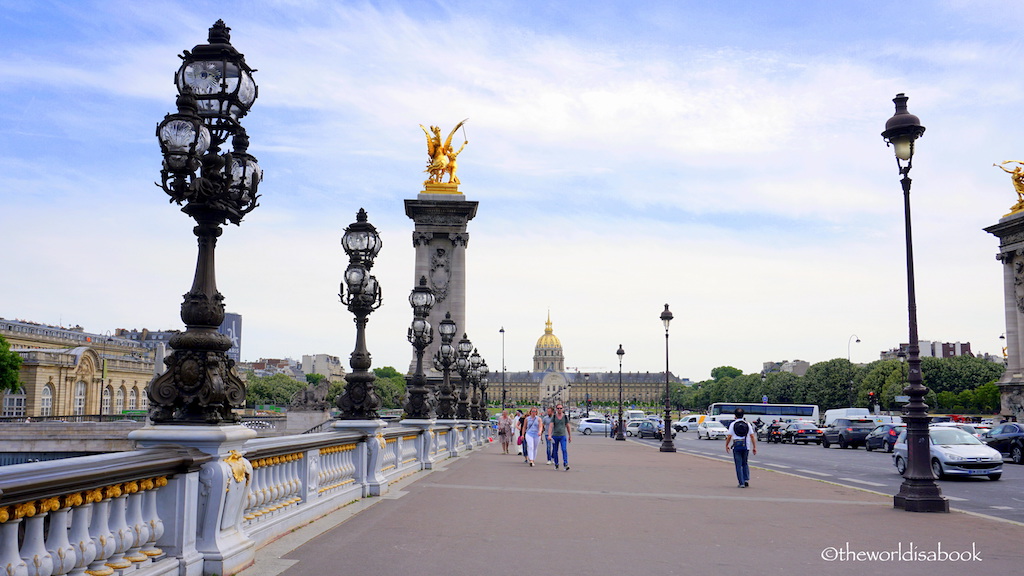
[696,420,728,440]
[892,427,1003,481]
[577,417,611,435]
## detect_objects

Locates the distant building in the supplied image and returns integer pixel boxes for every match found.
[301,354,346,383]
[762,359,810,377]
[880,341,973,360]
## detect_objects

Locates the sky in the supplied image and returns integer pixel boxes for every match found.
[2,0,1022,382]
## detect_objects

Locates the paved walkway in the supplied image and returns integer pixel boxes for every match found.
[244,435,1024,574]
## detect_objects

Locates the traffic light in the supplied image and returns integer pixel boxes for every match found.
[868,392,876,404]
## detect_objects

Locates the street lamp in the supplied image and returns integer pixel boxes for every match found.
[469,348,482,420]
[433,312,458,419]
[616,345,626,441]
[848,334,861,406]
[455,334,473,419]
[500,327,506,408]
[147,21,260,425]
[478,359,489,420]
[404,276,436,419]
[659,304,676,452]
[336,209,384,420]
[584,373,590,416]
[882,92,948,513]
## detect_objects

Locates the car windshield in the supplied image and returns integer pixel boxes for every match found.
[930,428,982,445]
[708,422,726,429]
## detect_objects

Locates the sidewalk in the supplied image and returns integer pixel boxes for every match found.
[245,435,1023,574]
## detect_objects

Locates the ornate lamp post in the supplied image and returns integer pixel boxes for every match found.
[584,373,591,416]
[469,349,482,420]
[148,20,261,425]
[433,312,458,419]
[455,334,473,419]
[404,277,436,419]
[883,93,947,512]
[659,304,676,452]
[336,209,384,420]
[616,345,626,441]
[478,360,489,420]
[500,327,507,409]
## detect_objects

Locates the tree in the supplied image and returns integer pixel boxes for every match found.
[305,373,326,385]
[245,373,306,407]
[710,366,742,381]
[801,359,859,410]
[0,335,22,393]
[373,367,407,409]
[922,355,1003,395]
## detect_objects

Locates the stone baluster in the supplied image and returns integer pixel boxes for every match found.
[0,505,28,576]
[45,496,78,576]
[289,454,302,505]
[85,488,114,576]
[66,496,96,576]
[102,485,132,571]
[139,477,165,559]
[122,481,150,565]
[20,500,55,576]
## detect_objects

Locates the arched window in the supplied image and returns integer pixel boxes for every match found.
[41,385,53,417]
[101,387,111,415]
[2,387,26,417]
[139,388,148,410]
[115,388,125,414]
[128,389,137,411]
[74,382,87,416]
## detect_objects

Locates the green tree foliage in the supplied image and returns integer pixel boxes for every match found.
[801,359,860,409]
[710,366,742,381]
[921,355,1004,395]
[305,373,326,385]
[245,373,306,407]
[858,359,905,409]
[0,336,23,393]
[760,371,802,404]
[373,367,407,409]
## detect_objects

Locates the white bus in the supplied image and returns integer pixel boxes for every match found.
[707,402,820,424]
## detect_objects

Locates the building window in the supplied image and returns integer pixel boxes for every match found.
[115,388,125,414]
[74,382,87,416]
[41,385,53,417]
[128,389,137,411]
[2,388,26,417]
[140,388,148,410]
[101,387,111,415]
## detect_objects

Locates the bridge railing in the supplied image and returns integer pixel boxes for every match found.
[0,419,490,576]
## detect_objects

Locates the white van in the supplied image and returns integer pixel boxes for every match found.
[822,408,871,427]
[624,410,647,422]
[673,414,705,432]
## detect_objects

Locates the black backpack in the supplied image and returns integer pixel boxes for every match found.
[734,419,749,437]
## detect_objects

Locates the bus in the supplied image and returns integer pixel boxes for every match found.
[707,402,820,424]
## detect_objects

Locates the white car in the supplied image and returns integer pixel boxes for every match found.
[696,420,729,440]
[577,417,612,435]
[892,427,1003,481]
[625,420,644,437]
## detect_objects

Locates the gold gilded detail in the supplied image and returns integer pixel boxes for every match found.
[139,478,155,491]
[85,488,104,504]
[155,476,168,488]
[104,484,122,499]
[995,160,1024,216]
[123,481,140,494]
[0,506,9,523]
[40,497,61,514]
[225,450,251,484]
[14,501,37,519]
[419,120,468,187]
[64,492,84,508]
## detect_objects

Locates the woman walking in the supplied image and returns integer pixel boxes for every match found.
[497,410,514,454]
[524,407,543,467]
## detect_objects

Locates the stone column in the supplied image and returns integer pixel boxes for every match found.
[985,213,1024,420]
[405,185,478,379]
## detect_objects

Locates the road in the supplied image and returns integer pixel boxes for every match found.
[630,430,1024,524]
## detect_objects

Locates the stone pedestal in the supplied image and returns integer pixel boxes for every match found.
[405,190,478,376]
[399,419,438,469]
[129,425,257,576]
[331,419,388,496]
[985,212,1024,421]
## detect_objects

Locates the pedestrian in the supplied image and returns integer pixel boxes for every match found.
[524,407,543,467]
[543,406,555,465]
[725,408,757,488]
[514,410,526,460]
[497,410,514,454]
[547,403,572,470]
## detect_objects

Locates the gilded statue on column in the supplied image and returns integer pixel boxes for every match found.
[420,119,468,186]
[994,160,1024,216]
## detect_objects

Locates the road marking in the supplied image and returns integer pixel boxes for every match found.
[796,469,832,477]
[766,463,791,468]
[990,505,1014,510]
[838,477,886,487]
[944,496,968,502]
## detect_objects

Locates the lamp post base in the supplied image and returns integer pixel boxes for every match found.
[894,479,949,512]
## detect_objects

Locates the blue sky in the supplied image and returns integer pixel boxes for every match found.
[2,0,1021,380]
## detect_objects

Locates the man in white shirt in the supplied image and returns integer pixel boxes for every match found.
[725,408,757,488]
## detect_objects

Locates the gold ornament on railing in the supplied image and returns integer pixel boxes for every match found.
[994,160,1024,216]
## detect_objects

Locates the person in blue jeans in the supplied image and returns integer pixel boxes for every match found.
[725,408,757,487]
[543,406,555,465]
[547,404,572,471]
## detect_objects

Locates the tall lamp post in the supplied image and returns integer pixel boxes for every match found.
[882,93,948,513]
[848,334,861,406]
[584,373,590,416]
[336,209,384,420]
[433,312,458,419]
[659,304,676,452]
[469,349,482,420]
[148,20,261,425]
[616,345,626,441]
[500,327,507,408]
[455,334,473,419]
[404,276,436,419]
[478,359,489,420]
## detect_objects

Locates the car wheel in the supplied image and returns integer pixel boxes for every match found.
[822,438,831,448]
[681,426,688,432]
[931,459,943,480]
[838,437,848,449]
[865,443,874,452]
[582,428,592,435]
[1011,445,1023,465]
[989,473,1002,481]
[895,456,907,475]
[885,443,893,453]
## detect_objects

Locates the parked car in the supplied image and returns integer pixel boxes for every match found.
[577,417,612,436]
[864,424,905,452]
[625,420,644,437]
[637,420,675,440]
[782,422,822,445]
[983,422,1024,464]
[893,427,1003,480]
[673,414,705,432]
[696,420,728,440]
[821,418,876,449]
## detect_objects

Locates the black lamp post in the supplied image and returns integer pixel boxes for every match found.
[616,345,626,441]
[500,327,507,408]
[478,359,489,420]
[659,304,676,452]
[336,209,384,420]
[404,276,436,419]
[469,349,482,420]
[433,312,458,419]
[584,373,590,416]
[148,21,260,425]
[883,93,948,513]
[455,334,473,419]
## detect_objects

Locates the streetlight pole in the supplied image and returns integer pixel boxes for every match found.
[584,373,590,417]
[882,93,948,513]
[659,304,676,452]
[848,334,861,407]
[455,334,473,419]
[500,327,506,409]
[616,345,626,441]
[433,312,458,419]
[403,277,436,419]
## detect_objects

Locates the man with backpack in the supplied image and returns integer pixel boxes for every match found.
[725,408,757,488]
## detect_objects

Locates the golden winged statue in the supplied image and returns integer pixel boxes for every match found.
[994,160,1024,216]
[420,119,468,186]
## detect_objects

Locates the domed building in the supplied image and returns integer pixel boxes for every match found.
[533,313,564,372]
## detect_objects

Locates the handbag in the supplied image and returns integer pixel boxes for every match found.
[517,436,523,445]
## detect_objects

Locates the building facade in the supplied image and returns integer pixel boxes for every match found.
[301,354,347,383]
